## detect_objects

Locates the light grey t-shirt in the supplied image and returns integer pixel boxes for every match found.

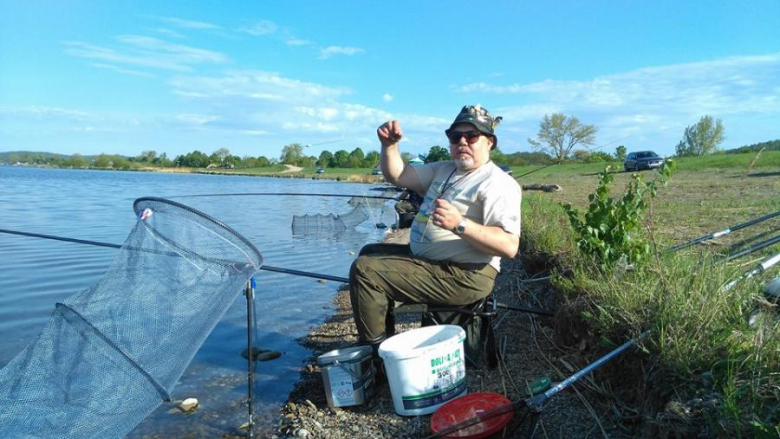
[408,161,522,272]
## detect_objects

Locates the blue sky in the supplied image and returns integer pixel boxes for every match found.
[1,1,778,160]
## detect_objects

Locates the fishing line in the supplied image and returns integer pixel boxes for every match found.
[513,135,632,181]
[0,228,350,283]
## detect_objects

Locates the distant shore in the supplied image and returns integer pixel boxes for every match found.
[2,163,387,183]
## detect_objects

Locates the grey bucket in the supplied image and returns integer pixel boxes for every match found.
[317,345,375,408]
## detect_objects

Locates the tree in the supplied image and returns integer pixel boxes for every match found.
[137,150,157,163]
[93,154,112,168]
[280,143,305,165]
[66,153,88,168]
[214,148,231,165]
[425,145,450,163]
[571,149,590,162]
[178,150,210,168]
[615,145,627,162]
[255,156,270,167]
[586,151,615,163]
[401,152,414,164]
[317,150,333,168]
[332,150,349,167]
[675,115,725,156]
[364,151,380,168]
[154,152,171,167]
[490,146,506,164]
[528,113,598,160]
[348,147,365,168]
[223,155,241,168]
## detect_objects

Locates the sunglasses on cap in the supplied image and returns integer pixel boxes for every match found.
[445,129,484,144]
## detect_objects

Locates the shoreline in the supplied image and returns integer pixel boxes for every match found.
[2,164,386,183]
[274,230,612,438]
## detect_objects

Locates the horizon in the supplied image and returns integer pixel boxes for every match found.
[1,1,779,159]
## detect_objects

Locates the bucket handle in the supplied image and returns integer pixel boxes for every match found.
[331,359,373,383]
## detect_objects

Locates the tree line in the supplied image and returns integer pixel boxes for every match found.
[4,114,772,170]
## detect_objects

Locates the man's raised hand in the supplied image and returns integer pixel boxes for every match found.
[377,120,403,148]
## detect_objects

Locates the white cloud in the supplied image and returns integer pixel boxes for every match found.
[240,20,278,36]
[169,70,351,103]
[382,93,393,102]
[318,46,365,59]
[176,113,219,126]
[90,63,156,78]
[1,106,90,121]
[459,53,780,117]
[146,15,221,30]
[64,36,228,73]
[151,28,186,39]
[457,53,780,154]
[285,37,311,46]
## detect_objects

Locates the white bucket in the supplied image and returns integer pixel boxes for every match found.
[378,325,467,416]
[317,345,375,408]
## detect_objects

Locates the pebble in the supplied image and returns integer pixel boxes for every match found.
[295,428,310,438]
[179,397,198,412]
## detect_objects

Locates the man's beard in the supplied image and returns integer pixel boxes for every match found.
[453,156,475,170]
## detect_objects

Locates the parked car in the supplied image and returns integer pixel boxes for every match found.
[316,167,325,174]
[624,151,664,172]
[498,164,513,175]
[371,168,382,175]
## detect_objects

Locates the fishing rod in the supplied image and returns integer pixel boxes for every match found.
[718,234,780,264]
[0,228,350,283]
[514,162,560,179]
[0,228,558,316]
[163,192,398,201]
[513,136,631,181]
[723,251,780,291]
[667,210,780,252]
[244,279,256,439]
[426,330,652,439]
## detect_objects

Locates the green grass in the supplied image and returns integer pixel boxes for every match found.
[520,167,780,435]
[675,150,780,171]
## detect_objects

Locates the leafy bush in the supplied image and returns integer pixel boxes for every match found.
[561,161,674,270]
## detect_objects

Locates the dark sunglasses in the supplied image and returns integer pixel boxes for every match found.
[445,129,483,144]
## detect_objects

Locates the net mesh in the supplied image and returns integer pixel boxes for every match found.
[291,206,369,236]
[291,192,397,237]
[0,198,262,439]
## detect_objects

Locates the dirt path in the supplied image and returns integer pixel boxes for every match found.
[281,164,304,173]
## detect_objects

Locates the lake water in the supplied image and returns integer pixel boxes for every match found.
[0,166,395,436]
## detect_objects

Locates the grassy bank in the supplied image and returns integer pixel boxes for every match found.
[520,158,779,436]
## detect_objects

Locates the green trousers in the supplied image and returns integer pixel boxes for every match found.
[349,243,497,343]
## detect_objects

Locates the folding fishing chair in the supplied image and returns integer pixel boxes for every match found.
[388,294,500,369]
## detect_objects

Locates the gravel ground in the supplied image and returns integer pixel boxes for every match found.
[273,230,634,438]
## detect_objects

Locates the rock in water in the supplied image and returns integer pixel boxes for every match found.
[179,397,198,412]
[241,347,271,360]
[256,350,282,361]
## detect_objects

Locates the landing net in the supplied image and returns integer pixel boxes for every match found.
[291,192,395,237]
[0,197,262,439]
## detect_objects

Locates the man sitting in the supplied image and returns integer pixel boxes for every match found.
[349,104,522,357]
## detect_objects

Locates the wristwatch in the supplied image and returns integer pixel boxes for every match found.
[453,218,468,236]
